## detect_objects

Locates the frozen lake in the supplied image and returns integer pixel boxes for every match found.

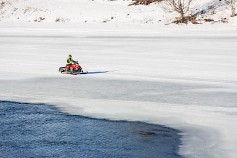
[0,77,236,108]
[0,29,237,158]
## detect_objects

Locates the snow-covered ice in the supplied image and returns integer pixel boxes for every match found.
[0,26,237,158]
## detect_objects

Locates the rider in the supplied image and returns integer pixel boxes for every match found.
[66,54,75,72]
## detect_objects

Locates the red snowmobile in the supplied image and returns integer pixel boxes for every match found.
[59,61,86,74]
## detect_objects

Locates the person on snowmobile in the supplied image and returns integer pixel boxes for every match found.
[66,54,75,72]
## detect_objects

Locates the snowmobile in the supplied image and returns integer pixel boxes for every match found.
[59,61,87,75]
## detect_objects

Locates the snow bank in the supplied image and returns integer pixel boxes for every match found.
[0,0,166,24]
[0,0,237,26]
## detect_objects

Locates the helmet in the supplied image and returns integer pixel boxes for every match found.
[69,54,72,57]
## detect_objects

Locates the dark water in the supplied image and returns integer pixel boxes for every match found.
[0,101,183,158]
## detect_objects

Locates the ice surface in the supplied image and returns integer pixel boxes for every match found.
[0,28,237,158]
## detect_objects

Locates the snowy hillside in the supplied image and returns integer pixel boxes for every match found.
[0,0,237,27]
[0,0,166,24]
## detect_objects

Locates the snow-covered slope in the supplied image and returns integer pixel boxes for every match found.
[0,0,237,26]
[0,0,166,24]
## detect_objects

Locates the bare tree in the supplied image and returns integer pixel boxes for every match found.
[221,0,236,16]
[161,0,193,23]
